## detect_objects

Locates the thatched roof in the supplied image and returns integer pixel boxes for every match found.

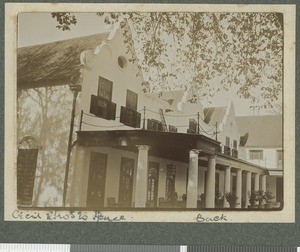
[17,32,110,89]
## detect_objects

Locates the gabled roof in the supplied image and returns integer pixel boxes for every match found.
[203,106,227,125]
[146,90,185,106]
[17,32,110,89]
[236,115,282,148]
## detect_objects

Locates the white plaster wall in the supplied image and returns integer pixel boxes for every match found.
[69,146,90,207]
[217,103,241,154]
[244,148,283,170]
[197,166,206,197]
[80,28,145,131]
[219,170,225,195]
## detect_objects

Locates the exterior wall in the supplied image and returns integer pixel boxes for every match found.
[78,26,212,136]
[18,85,76,207]
[68,146,90,207]
[69,145,192,207]
[80,28,145,131]
[217,103,241,153]
[242,147,283,170]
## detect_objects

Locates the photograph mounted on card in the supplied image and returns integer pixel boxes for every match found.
[4,3,295,222]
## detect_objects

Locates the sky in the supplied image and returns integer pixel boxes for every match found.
[18,13,281,116]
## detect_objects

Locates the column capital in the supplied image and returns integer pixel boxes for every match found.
[189,149,200,154]
[225,166,231,170]
[136,145,151,151]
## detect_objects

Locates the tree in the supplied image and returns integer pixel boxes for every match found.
[17,86,79,206]
[52,12,283,109]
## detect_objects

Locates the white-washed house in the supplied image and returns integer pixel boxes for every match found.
[17,22,275,210]
[236,115,283,207]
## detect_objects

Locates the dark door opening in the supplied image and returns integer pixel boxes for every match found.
[86,152,107,207]
[118,157,134,207]
[147,161,159,207]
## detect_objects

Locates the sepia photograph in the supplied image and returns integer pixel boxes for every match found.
[5,3,295,222]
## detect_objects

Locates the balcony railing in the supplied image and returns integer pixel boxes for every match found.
[90,95,116,120]
[224,146,231,156]
[147,119,163,131]
[168,125,178,133]
[232,149,238,158]
[120,106,141,128]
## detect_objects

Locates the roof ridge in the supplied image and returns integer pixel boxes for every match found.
[18,31,111,49]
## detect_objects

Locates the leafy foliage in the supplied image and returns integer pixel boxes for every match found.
[51,12,77,31]
[225,191,239,208]
[52,12,283,109]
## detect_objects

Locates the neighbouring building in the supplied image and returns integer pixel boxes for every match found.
[236,115,283,207]
[17,21,282,210]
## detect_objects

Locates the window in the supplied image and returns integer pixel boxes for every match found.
[126,89,138,111]
[118,157,135,207]
[91,76,116,120]
[165,164,176,201]
[98,76,113,101]
[250,150,263,160]
[233,140,238,150]
[226,136,230,147]
[118,56,127,69]
[17,136,39,206]
[17,148,38,206]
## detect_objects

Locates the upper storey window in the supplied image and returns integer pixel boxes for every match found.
[250,150,263,160]
[126,89,138,111]
[98,76,113,101]
[90,76,116,120]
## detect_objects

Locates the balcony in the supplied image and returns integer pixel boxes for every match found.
[90,95,116,120]
[168,125,178,133]
[224,146,231,156]
[232,149,238,158]
[147,119,163,131]
[120,106,141,128]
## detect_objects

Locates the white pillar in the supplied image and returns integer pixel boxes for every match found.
[187,149,199,208]
[223,166,231,208]
[134,145,150,207]
[246,171,252,208]
[69,146,88,207]
[261,175,267,193]
[254,173,260,191]
[205,155,216,208]
[236,169,242,208]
